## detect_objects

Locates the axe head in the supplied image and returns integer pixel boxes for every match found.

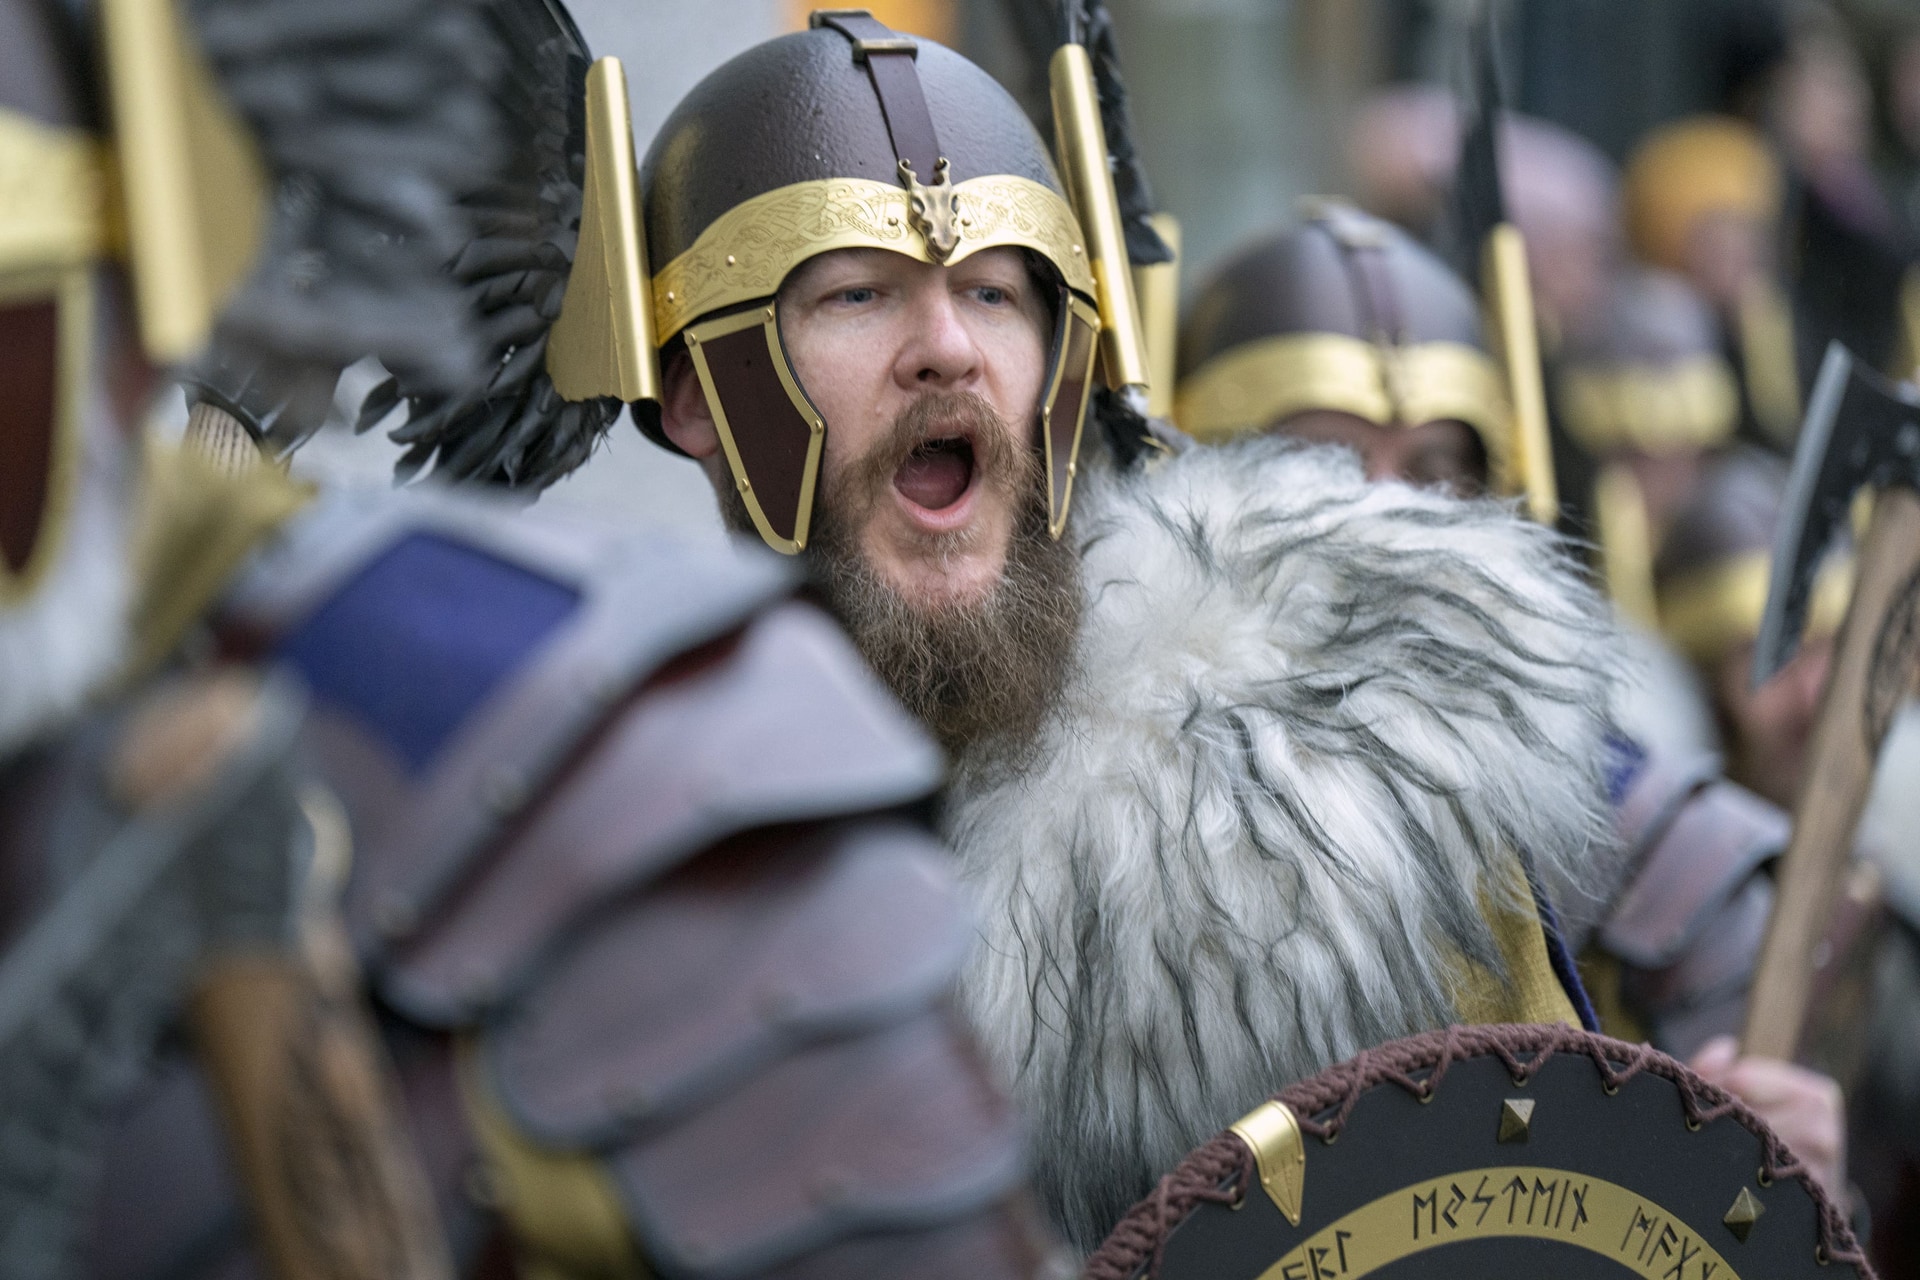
[1754,342,1920,685]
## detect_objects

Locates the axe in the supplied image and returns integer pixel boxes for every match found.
[1743,342,1920,1058]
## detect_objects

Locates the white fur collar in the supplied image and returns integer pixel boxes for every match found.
[945,437,1622,1249]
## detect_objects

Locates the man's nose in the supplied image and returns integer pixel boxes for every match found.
[894,281,979,389]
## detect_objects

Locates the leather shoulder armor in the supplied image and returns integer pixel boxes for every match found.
[212,489,1048,1276]
[1595,750,1884,1061]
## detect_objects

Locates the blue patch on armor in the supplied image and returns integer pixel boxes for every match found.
[276,532,580,772]
[1602,733,1648,809]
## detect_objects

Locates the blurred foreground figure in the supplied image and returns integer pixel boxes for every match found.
[0,2,1051,1277]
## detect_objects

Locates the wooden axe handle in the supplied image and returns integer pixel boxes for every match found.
[191,939,454,1280]
[190,787,452,1280]
[1744,484,1920,1058]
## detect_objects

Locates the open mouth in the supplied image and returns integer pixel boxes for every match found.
[893,435,977,512]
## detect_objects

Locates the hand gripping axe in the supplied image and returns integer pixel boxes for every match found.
[1745,342,1920,1058]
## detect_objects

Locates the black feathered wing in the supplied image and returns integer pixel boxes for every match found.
[366,0,623,489]
[186,0,503,454]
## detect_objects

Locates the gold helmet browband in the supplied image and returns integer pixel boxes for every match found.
[646,173,1095,347]
[1557,355,1739,456]
[1175,333,1512,475]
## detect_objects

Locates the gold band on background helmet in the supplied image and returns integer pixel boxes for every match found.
[1175,201,1513,484]
[1175,333,1511,477]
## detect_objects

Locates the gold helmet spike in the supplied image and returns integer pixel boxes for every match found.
[1481,223,1558,526]
[546,57,660,405]
[100,0,269,365]
[1133,212,1180,419]
[1048,41,1150,400]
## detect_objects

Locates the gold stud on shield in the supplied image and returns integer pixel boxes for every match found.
[1496,1098,1534,1144]
[1723,1187,1765,1242]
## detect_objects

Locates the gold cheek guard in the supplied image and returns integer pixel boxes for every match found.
[545,52,1124,556]
[0,0,266,601]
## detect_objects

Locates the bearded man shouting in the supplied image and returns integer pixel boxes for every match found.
[625,16,1622,1254]
[637,16,1622,1252]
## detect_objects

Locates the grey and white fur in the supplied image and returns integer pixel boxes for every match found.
[944,435,1625,1249]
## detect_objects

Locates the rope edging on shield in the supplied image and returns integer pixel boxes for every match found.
[1082,1023,1869,1280]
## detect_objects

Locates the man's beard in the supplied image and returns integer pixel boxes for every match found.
[720,391,1082,769]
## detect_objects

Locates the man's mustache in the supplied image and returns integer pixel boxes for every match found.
[829,391,1033,513]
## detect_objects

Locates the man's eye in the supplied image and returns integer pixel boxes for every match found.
[974,285,1010,305]
[835,286,877,304]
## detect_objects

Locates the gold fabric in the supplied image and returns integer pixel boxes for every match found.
[1623,116,1780,275]
[1657,551,1853,664]
[1175,333,1510,475]
[459,1043,649,1279]
[650,174,1094,343]
[1576,949,1651,1046]
[1557,356,1739,455]
[129,439,310,676]
[1446,869,1580,1028]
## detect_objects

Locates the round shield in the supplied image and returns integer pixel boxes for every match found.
[1085,1024,1872,1280]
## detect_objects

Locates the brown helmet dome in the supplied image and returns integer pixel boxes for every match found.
[1175,201,1508,471]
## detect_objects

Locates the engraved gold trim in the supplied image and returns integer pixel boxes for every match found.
[652,175,1093,342]
[1254,1166,1743,1280]
[102,0,269,363]
[1560,356,1739,455]
[0,110,111,276]
[1483,223,1559,524]
[1042,294,1101,539]
[1229,1100,1305,1226]
[547,57,660,403]
[0,265,91,607]
[1659,550,1852,663]
[682,305,826,556]
[1176,333,1509,471]
[1133,213,1180,418]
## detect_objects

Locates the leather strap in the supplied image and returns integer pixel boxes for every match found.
[812,10,944,183]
